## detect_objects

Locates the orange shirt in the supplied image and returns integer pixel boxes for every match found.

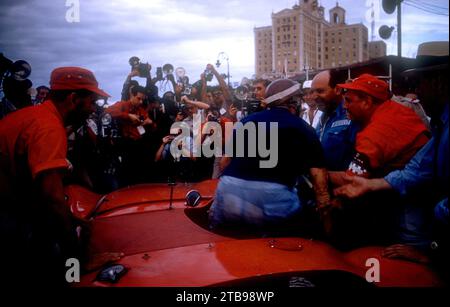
[105,101,149,140]
[348,100,430,177]
[0,101,69,181]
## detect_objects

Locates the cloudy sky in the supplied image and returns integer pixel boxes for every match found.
[0,0,448,103]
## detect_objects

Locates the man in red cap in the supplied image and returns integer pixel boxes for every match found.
[0,67,122,285]
[336,73,430,179]
[325,73,430,249]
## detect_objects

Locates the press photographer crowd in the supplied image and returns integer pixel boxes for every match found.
[0,46,448,286]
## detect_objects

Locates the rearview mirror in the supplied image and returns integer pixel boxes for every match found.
[185,190,201,207]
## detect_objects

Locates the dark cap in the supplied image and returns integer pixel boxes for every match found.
[265,79,301,104]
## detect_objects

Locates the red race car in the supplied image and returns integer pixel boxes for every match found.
[65,179,443,287]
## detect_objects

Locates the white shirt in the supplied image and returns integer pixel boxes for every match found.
[301,106,323,130]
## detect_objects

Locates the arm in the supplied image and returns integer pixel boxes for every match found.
[309,167,334,236]
[36,170,83,256]
[200,73,207,103]
[384,137,435,196]
[219,156,232,172]
[121,70,139,101]
[328,171,348,187]
[181,96,210,110]
[106,103,141,124]
[309,167,330,211]
[105,102,129,121]
[207,64,232,104]
[334,175,392,199]
[155,136,173,162]
[336,136,436,199]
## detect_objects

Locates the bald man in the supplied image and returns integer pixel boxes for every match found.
[311,70,360,171]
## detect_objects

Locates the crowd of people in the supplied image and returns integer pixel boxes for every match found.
[0,49,448,285]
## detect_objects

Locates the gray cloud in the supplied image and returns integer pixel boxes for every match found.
[1,0,448,102]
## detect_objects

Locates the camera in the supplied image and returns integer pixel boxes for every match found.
[204,69,214,82]
[207,114,219,122]
[181,84,192,96]
[129,56,151,78]
[137,63,151,78]
[156,67,163,80]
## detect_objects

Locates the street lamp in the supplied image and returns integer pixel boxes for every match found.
[216,52,230,87]
[303,65,311,81]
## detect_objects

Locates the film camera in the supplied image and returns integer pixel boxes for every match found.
[175,67,192,96]
[182,85,192,96]
[204,68,214,82]
[0,53,33,113]
[234,85,261,115]
[128,56,151,78]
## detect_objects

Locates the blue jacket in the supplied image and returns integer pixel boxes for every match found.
[316,102,359,171]
[385,103,449,224]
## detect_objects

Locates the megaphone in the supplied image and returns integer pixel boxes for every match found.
[379,25,395,39]
[162,63,174,75]
[175,67,185,79]
[382,0,398,14]
[10,60,32,81]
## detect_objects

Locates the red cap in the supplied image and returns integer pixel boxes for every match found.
[50,67,110,97]
[337,74,389,101]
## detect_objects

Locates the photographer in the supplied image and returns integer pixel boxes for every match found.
[121,56,153,101]
[253,78,271,110]
[0,58,33,118]
[106,85,154,185]
[33,85,50,105]
[154,64,177,99]
[154,109,199,182]
[201,64,233,111]
[211,103,238,179]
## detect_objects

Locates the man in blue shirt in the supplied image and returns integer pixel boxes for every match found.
[312,69,360,171]
[335,60,448,278]
[209,79,331,233]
